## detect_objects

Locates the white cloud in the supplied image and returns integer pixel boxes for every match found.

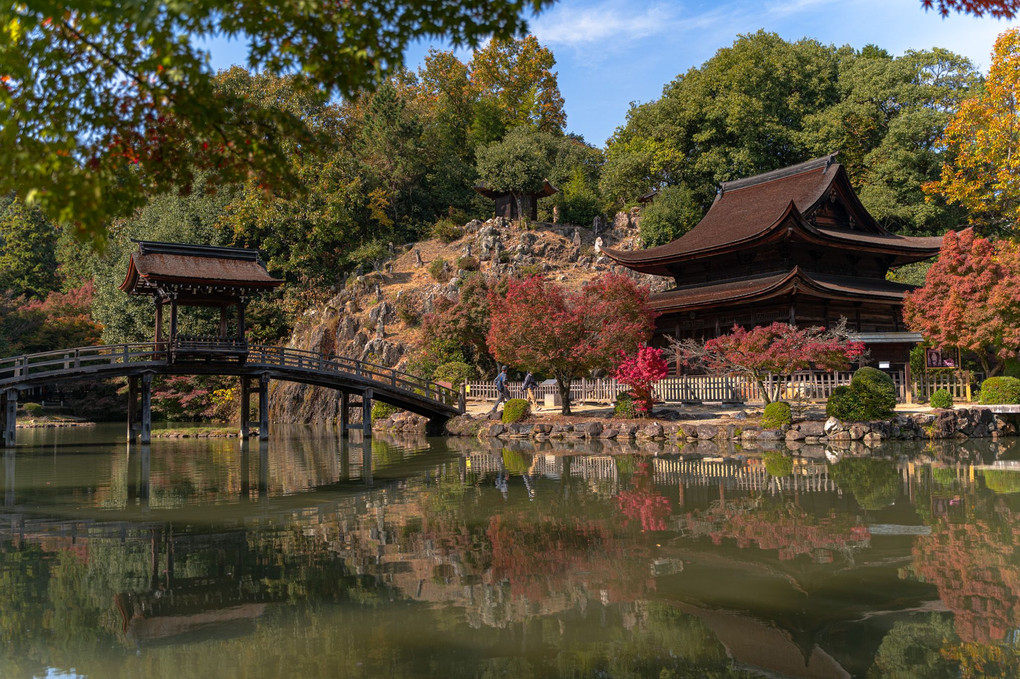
[531,1,727,49]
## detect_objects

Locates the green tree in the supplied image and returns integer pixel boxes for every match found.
[0,0,555,241]
[470,36,566,133]
[638,185,702,247]
[0,196,58,298]
[476,126,554,217]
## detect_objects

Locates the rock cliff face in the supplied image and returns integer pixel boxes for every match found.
[270,213,669,424]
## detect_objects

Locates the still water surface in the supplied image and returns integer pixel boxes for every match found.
[3,424,1020,678]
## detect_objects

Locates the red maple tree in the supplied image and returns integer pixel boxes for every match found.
[903,229,1020,376]
[670,321,865,403]
[486,273,656,414]
[922,0,1020,18]
[614,344,669,414]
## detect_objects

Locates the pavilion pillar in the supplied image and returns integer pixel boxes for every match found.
[362,388,373,439]
[239,377,251,439]
[169,297,179,342]
[339,391,349,439]
[154,300,164,344]
[127,377,139,442]
[258,374,270,441]
[237,300,247,343]
[140,374,152,445]
[219,306,229,338]
[2,389,18,449]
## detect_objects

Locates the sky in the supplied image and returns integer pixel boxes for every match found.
[206,0,1019,147]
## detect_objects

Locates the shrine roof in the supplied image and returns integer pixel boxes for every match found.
[648,267,916,314]
[120,241,283,296]
[603,154,942,276]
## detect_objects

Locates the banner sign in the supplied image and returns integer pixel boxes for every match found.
[925,349,956,368]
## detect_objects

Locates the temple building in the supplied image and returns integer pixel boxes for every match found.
[603,154,943,368]
[474,180,558,221]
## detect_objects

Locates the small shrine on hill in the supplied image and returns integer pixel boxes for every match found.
[603,154,943,368]
[474,180,558,221]
[120,240,282,361]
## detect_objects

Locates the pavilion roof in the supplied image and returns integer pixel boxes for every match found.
[648,267,916,315]
[603,154,942,276]
[120,241,282,300]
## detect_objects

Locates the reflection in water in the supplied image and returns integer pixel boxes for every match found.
[0,426,1019,677]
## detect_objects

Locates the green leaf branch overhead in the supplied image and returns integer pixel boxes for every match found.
[0,0,554,242]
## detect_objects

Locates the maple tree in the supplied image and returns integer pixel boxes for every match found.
[0,282,102,355]
[613,345,669,415]
[922,0,1020,18]
[923,28,1020,233]
[669,321,865,403]
[487,273,656,415]
[0,1,555,241]
[903,229,1020,376]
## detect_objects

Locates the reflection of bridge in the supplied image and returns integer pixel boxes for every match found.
[0,343,463,447]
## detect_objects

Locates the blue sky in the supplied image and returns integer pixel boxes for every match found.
[206,0,1019,147]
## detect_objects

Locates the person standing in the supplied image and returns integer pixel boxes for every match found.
[522,371,540,411]
[491,366,510,413]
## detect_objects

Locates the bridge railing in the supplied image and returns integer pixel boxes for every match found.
[0,343,461,411]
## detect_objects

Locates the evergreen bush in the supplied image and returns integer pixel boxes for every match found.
[431,218,462,243]
[22,402,43,416]
[428,258,451,283]
[456,255,479,271]
[929,388,954,409]
[433,361,473,389]
[761,401,792,429]
[851,367,897,408]
[614,392,636,418]
[826,367,898,421]
[978,376,1020,404]
[371,401,398,423]
[501,398,531,424]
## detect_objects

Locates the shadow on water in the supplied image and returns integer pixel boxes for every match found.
[2,425,1020,678]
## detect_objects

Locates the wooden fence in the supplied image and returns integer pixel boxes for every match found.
[465,369,931,405]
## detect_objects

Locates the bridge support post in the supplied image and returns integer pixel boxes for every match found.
[258,374,270,441]
[126,377,138,442]
[239,377,251,439]
[140,374,152,444]
[362,388,373,439]
[2,388,18,449]
[339,392,349,438]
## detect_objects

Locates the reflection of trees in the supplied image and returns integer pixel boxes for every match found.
[686,498,870,563]
[829,458,900,510]
[868,615,958,679]
[912,502,1020,645]
[616,461,672,531]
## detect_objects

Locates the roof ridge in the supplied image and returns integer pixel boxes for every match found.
[720,154,838,193]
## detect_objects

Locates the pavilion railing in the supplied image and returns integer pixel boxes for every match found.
[0,343,461,411]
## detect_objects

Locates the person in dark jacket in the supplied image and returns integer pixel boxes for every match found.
[522,371,540,411]
[490,366,510,413]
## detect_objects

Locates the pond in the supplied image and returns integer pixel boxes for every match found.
[2,424,1020,678]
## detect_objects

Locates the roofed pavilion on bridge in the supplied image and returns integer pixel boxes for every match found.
[120,241,282,357]
[603,154,943,369]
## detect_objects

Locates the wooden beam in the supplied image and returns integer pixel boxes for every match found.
[127,377,138,442]
[340,391,349,439]
[140,374,152,444]
[2,389,17,448]
[258,374,270,441]
[239,377,251,439]
[362,388,373,438]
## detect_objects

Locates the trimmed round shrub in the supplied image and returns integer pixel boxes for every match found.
[614,392,636,418]
[433,361,473,389]
[501,398,531,424]
[456,256,479,271]
[851,367,896,405]
[22,402,43,416]
[764,450,793,477]
[761,401,792,429]
[978,376,1020,405]
[929,388,954,410]
[826,384,895,422]
[371,401,398,423]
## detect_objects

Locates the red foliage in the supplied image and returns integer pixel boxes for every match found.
[616,462,672,531]
[486,273,656,414]
[674,322,864,403]
[922,0,1019,18]
[614,344,669,413]
[903,229,1020,376]
[2,282,102,354]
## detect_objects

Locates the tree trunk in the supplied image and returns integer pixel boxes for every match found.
[557,376,572,416]
[755,376,772,404]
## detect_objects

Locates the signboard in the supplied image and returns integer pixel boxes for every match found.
[925,349,956,369]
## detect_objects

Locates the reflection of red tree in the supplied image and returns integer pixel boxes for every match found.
[616,462,672,531]
[913,506,1020,644]
[687,500,870,563]
[487,512,652,602]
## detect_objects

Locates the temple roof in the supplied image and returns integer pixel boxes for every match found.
[648,267,916,314]
[603,154,942,276]
[473,180,558,200]
[120,241,282,301]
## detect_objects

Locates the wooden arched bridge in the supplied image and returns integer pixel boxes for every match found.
[0,343,464,447]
